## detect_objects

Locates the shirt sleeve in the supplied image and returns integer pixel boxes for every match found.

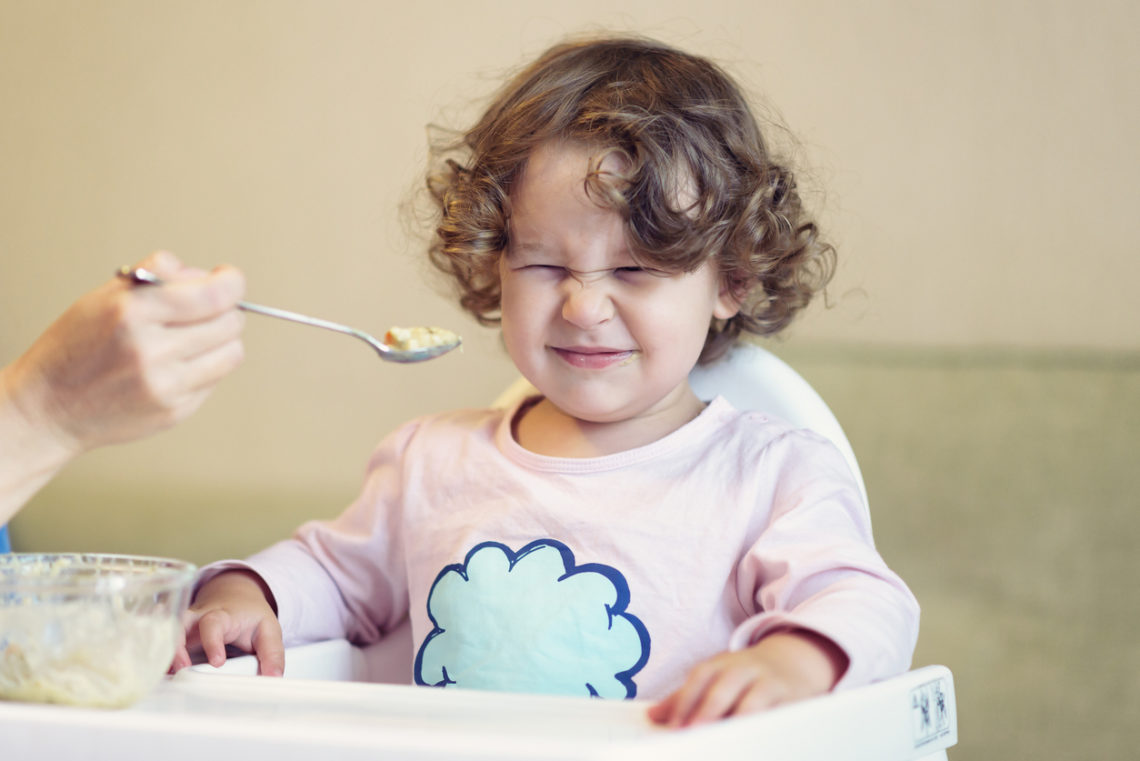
[727,430,920,689]
[217,421,418,647]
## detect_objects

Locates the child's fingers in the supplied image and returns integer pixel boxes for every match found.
[195,609,237,668]
[732,679,788,715]
[169,644,193,674]
[680,670,754,727]
[251,620,285,677]
[179,606,206,652]
[646,691,679,724]
[168,622,191,673]
[649,664,720,728]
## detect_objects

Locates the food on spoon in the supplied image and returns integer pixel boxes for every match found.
[383,326,458,352]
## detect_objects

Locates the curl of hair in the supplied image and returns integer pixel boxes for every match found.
[426,35,835,362]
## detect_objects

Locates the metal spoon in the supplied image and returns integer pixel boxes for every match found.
[116,266,461,363]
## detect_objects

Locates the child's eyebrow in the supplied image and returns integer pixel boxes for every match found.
[504,240,552,259]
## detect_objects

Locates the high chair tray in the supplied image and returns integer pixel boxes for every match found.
[1,638,956,760]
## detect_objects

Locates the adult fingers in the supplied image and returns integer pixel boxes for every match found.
[121,262,245,325]
[132,251,187,279]
[181,334,246,395]
[161,308,246,363]
[119,335,243,428]
[156,266,246,325]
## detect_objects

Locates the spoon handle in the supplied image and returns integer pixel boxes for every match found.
[116,265,390,354]
[233,301,386,351]
[115,265,460,363]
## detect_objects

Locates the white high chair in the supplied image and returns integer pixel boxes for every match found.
[493,340,870,511]
[193,342,956,760]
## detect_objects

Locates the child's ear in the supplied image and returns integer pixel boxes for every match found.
[713,279,743,320]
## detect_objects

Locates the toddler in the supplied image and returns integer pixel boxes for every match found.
[178,36,918,728]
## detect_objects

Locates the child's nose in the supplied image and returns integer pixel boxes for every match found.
[561,277,615,329]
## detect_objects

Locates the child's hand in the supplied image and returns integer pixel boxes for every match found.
[170,570,285,676]
[647,629,849,728]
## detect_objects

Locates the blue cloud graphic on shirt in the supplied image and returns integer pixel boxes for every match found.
[413,539,650,698]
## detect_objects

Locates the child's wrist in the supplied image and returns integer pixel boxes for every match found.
[764,627,850,689]
[197,568,278,614]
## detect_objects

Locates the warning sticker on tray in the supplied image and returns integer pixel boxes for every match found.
[911,677,953,748]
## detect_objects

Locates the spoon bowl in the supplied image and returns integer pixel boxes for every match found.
[117,266,461,364]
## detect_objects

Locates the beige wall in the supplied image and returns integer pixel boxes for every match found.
[2,1,1136,501]
[5,1,1137,356]
[0,10,1132,495]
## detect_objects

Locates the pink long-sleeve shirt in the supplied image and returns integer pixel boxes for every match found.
[224,396,918,700]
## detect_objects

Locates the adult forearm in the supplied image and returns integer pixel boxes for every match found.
[0,362,79,525]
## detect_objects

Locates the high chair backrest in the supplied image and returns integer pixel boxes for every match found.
[494,341,870,520]
[689,342,870,517]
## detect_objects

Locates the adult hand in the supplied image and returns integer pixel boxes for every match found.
[4,251,245,455]
[0,251,245,525]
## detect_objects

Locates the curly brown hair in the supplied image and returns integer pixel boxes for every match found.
[426,35,835,363]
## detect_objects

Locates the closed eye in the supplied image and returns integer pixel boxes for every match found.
[512,263,570,280]
[615,266,669,280]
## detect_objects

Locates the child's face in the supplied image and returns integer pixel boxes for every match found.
[499,140,739,428]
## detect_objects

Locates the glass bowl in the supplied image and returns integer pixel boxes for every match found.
[0,553,196,708]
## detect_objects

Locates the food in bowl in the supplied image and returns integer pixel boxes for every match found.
[0,553,196,708]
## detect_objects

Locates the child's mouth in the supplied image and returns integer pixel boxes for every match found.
[552,347,638,369]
